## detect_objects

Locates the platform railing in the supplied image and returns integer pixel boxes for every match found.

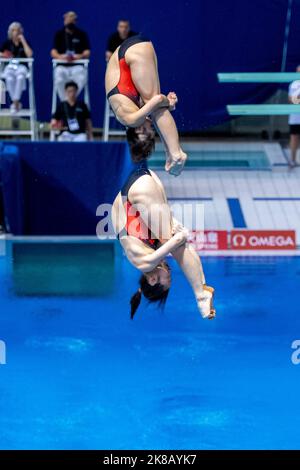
[0,58,37,140]
[50,59,90,141]
[218,71,300,138]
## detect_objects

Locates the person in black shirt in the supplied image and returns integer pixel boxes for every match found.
[106,20,137,62]
[0,22,33,113]
[51,11,91,101]
[50,81,93,141]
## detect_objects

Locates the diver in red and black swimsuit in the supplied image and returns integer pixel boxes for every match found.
[118,159,161,250]
[107,34,149,107]
[111,142,216,321]
[105,34,187,176]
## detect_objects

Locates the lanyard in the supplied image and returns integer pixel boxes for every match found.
[63,102,78,120]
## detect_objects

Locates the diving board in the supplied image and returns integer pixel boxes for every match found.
[227,104,300,116]
[218,73,300,83]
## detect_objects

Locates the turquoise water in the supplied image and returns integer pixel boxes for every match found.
[150,151,270,169]
[0,240,299,450]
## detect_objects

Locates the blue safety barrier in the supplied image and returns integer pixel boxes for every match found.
[0,145,24,234]
[0,142,134,235]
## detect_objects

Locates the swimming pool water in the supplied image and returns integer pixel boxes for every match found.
[150,150,270,169]
[0,241,299,450]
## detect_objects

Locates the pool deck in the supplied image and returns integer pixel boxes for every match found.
[1,139,299,252]
[156,141,300,246]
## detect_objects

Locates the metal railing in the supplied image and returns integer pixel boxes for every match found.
[0,57,37,140]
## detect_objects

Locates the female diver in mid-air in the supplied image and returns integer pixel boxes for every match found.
[105,34,187,176]
[112,125,216,319]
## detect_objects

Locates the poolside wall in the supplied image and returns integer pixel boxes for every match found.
[0,142,134,235]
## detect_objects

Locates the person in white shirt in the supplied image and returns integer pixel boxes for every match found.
[288,66,300,167]
[50,11,90,101]
[0,22,33,113]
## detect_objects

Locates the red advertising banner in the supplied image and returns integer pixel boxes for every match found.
[230,230,296,250]
[189,230,228,251]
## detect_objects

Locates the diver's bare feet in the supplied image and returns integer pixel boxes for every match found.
[165,150,187,176]
[197,285,216,320]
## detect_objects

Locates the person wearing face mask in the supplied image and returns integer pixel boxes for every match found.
[51,11,91,101]
[0,22,33,113]
[105,19,137,62]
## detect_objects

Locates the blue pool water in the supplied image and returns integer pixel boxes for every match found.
[0,240,299,450]
[150,150,270,169]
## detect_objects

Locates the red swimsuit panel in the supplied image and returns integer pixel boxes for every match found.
[117,58,140,104]
[124,201,157,247]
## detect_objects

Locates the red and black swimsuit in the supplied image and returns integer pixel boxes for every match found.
[117,161,161,250]
[107,34,151,107]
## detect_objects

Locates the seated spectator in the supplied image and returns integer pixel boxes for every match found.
[106,20,137,62]
[51,11,90,101]
[0,22,33,113]
[51,81,93,142]
[288,65,300,168]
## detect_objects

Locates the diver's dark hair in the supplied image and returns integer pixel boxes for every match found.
[126,127,155,162]
[130,274,169,320]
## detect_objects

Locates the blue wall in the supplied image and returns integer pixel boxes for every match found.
[1,0,299,130]
[0,142,134,235]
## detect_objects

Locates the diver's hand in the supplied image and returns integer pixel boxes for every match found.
[167,92,178,111]
[157,94,171,109]
[165,149,187,176]
[173,230,188,247]
[172,219,189,239]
